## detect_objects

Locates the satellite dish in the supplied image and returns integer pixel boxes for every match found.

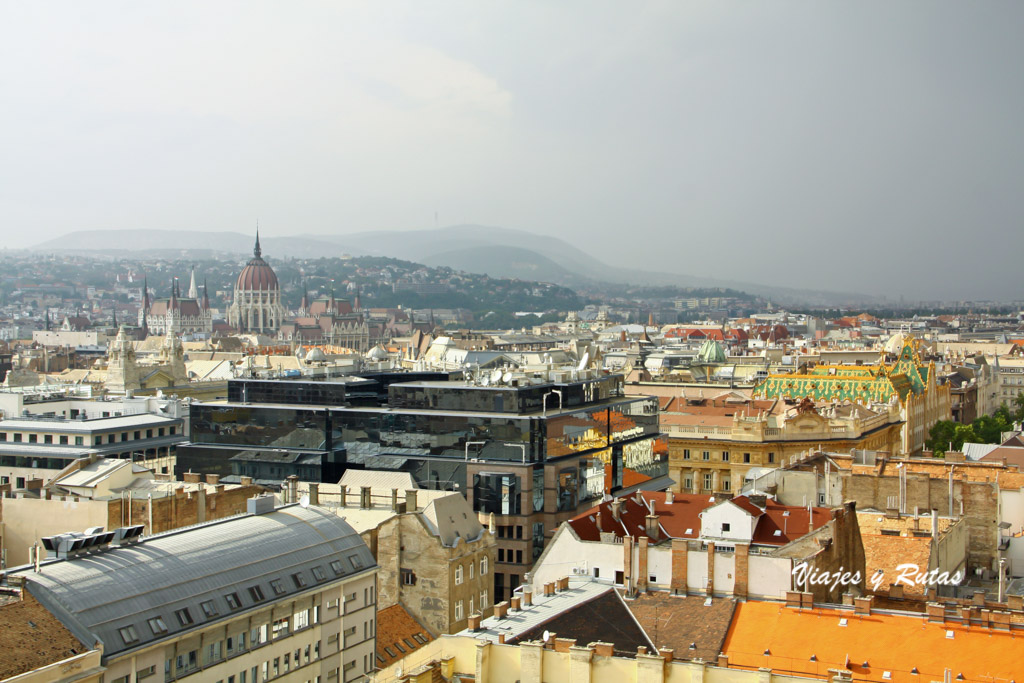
[502,371,513,383]
[542,630,551,643]
[393,666,402,678]
[299,495,310,508]
[577,351,590,372]
[490,368,503,384]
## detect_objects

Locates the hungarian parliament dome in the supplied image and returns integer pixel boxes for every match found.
[227,232,285,333]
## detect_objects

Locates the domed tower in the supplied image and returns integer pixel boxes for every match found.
[228,231,285,333]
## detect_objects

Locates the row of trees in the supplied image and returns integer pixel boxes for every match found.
[926,393,1024,456]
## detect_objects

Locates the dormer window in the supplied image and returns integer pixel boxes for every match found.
[721,523,731,533]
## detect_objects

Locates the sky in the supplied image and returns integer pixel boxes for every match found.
[1,2,1022,301]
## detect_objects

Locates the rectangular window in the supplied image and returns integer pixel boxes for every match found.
[225,592,242,610]
[272,617,289,639]
[200,600,217,618]
[723,479,731,492]
[119,625,139,644]
[684,477,692,490]
[768,452,775,463]
[148,616,168,634]
[293,609,309,631]
[60,435,68,445]
[481,590,488,609]
[683,448,690,460]
[44,434,52,444]
[312,566,327,582]
[743,453,751,463]
[330,560,344,575]
[455,565,463,585]
[402,569,417,585]
[722,451,729,462]
[75,436,84,446]
[269,579,286,595]
[292,572,307,588]
[702,451,710,460]
[454,600,464,621]
[704,473,713,490]
[722,523,731,533]
[248,585,266,602]
[122,432,128,441]
[13,433,21,442]
[175,608,194,626]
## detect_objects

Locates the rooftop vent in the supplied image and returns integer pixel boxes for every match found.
[247,495,276,516]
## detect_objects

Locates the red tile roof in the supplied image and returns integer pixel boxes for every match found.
[568,491,716,542]
[751,499,832,546]
[375,604,433,669]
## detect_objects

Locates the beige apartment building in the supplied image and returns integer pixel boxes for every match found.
[11,498,378,683]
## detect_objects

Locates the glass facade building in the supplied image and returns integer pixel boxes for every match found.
[178,373,664,601]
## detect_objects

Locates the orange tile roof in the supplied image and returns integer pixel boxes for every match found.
[375,604,433,669]
[722,600,1021,682]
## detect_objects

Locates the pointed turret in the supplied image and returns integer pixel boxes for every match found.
[254,226,262,259]
[202,278,210,310]
[170,278,179,309]
[188,265,198,299]
[353,286,361,312]
[300,281,309,314]
[328,280,336,313]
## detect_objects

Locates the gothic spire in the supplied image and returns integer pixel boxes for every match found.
[202,277,210,310]
[254,224,262,259]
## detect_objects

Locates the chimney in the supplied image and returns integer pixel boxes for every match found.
[205,473,220,485]
[240,476,254,487]
[544,582,555,597]
[522,586,533,606]
[339,484,348,507]
[931,509,939,538]
[183,472,200,484]
[468,613,481,631]
[360,486,372,509]
[510,596,521,611]
[659,648,674,663]
[645,514,660,542]
[391,488,399,512]
[497,634,506,644]
[308,482,319,506]
[287,475,299,505]
[610,499,622,522]
[854,596,873,615]
[405,489,418,512]
[665,489,674,505]
[494,602,509,619]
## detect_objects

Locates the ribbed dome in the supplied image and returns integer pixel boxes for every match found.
[236,233,279,291]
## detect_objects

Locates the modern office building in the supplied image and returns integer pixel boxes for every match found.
[178,371,663,601]
[0,412,184,487]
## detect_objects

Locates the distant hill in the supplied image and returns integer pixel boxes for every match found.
[33,225,874,305]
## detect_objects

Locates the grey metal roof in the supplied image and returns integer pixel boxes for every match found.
[16,505,375,660]
[0,414,181,433]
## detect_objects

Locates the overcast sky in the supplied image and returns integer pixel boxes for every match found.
[2,2,1022,301]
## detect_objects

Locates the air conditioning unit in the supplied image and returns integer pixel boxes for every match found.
[572,567,582,575]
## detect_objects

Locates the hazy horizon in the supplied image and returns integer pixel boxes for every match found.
[2,2,1022,301]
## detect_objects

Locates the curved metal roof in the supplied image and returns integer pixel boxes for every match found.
[18,505,375,659]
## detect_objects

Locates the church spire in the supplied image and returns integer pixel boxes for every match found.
[300,280,309,314]
[202,278,210,310]
[188,265,198,299]
[142,275,150,309]
[254,224,262,259]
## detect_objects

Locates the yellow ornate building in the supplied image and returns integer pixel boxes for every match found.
[753,336,951,455]
[665,396,904,496]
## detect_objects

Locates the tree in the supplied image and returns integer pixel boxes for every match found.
[926,420,957,456]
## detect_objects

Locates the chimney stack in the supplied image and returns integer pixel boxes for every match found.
[339,484,348,507]
[494,602,509,619]
[405,489,418,512]
[510,596,521,611]
[645,514,660,542]
[931,509,939,538]
[665,489,674,505]
[360,486,372,509]
[391,488,399,512]
[468,614,481,631]
[308,482,319,506]
[522,586,533,606]
[610,499,622,522]
[205,473,220,486]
